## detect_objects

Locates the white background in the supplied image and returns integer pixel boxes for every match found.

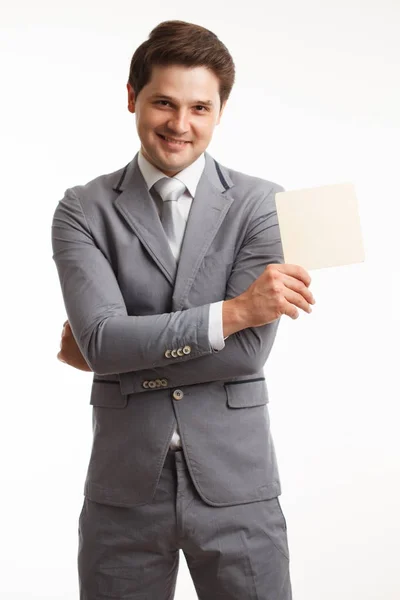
[1,0,399,598]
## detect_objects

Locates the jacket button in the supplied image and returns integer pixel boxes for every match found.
[160,378,168,387]
[142,380,149,388]
[177,348,184,356]
[172,389,184,401]
[171,349,178,358]
[183,345,191,355]
[164,349,172,358]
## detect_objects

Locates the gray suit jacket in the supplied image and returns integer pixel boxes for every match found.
[51,151,285,508]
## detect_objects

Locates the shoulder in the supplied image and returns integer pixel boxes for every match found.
[64,162,128,201]
[213,156,285,197]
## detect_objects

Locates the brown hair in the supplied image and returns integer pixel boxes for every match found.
[128,20,235,110]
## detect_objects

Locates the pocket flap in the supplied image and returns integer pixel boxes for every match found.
[225,377,269,408]
[90,378,128,408]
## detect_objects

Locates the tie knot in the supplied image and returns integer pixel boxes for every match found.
[153,177,186,202]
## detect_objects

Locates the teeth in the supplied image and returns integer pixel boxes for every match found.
[163,136,186,144]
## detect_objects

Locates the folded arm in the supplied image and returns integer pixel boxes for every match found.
[52,185,284,380]
[117,186,285,393]
[52,189,216,375]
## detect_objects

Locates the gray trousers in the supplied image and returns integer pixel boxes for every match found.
[78,449,292,599]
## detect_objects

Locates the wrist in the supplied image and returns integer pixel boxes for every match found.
[222,296,249,337]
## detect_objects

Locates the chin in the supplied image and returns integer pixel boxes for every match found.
[157,154,189,169]
[144,146,195,173]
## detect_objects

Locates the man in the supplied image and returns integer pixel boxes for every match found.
[52,19,315,600]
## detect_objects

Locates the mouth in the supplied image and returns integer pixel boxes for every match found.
[157,133,191,146]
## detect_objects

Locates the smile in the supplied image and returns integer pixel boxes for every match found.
[157,134,190,145]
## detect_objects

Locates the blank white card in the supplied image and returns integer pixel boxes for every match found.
[275,183,365,271]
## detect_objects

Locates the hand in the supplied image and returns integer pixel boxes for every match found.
[57,320,92,371]
[238,263,316,327]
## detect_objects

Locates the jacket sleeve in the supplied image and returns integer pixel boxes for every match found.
[118,185,286,394]
[51,189,216,375]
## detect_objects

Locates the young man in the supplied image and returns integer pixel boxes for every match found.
[52,20,315,600]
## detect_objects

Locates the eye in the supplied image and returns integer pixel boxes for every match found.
[195,105,209,112]
[155,100,171,107]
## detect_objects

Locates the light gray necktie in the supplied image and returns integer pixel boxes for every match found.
[152,177,188,450]
[153,177,187,261]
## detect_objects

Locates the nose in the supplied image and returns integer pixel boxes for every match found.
[166,109,190,135]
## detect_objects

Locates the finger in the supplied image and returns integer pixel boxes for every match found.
[279,297,300,320]
[62,324,73,338]
[281,274,315,304]
[275,264,312,287]
[284,288,313,315]
[57,351,67,363]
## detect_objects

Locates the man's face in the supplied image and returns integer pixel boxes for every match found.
[127,64,226,176]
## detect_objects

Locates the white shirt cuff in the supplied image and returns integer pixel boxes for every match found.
[208,301,227,351]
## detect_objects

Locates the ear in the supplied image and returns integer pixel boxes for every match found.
[127,83,136,113]
[216,100,227,125]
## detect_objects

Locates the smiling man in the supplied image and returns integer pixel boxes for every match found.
[132,64,223,175]
[52,19,315,600]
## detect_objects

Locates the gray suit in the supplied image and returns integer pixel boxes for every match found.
[51,151,292,598]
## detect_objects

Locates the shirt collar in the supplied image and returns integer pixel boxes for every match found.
[138,149,205,198]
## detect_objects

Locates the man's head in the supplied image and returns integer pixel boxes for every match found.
[127,20,235,176]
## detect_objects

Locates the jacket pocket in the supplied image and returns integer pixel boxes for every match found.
[90,379,128,408]
[224,377,269,408]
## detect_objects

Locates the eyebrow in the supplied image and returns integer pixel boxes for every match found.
[149,94,214,107]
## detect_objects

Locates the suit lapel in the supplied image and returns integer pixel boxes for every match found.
[112,151,235,307]
[113,155,178,285]
[172,152,234,310]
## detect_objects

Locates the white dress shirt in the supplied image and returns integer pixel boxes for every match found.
[137,150,227,449]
